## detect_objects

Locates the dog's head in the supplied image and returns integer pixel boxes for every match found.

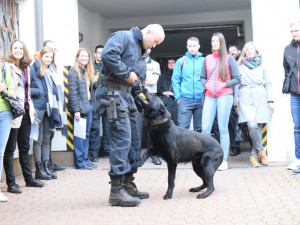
[137,88,171,121]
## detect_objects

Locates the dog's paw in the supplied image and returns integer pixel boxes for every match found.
[163,192,173,200]
[189,187,201,193]
[196,188,214,199]
[196,193,206,199]
[189,184,207,193]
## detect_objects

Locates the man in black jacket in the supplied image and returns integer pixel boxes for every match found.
[101,24,165,207]
[89,45,110,162]
[157,58,178,125]
[284,20,300,172]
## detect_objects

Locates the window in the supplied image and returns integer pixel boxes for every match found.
[0,0,19,57]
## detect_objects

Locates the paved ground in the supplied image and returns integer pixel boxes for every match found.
[1,148,300,225]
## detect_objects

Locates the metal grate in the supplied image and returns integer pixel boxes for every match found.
[0,0,19,57]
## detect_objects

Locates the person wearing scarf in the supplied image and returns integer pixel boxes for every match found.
[30,47,65,180]
[235,42,275,167]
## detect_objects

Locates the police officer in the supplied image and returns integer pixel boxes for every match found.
[101,24,165,207]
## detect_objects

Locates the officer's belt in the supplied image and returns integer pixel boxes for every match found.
[102,80,132,93]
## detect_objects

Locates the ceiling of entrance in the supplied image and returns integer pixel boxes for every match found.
[78,0,251,20]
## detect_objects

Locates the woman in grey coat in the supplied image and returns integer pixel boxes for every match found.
[236,42,274,167]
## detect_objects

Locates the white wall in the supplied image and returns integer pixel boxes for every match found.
[16,0,36,58]
[78,3,110,58]
[251,0,300,161]
[105,9,253,43]
[42,0,79,67]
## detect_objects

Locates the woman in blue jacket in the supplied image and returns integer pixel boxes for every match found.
[31,47,63,180]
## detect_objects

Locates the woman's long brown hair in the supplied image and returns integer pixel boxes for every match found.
[212,33,228,82]
[38,47,55,77]
[5,40,32,69]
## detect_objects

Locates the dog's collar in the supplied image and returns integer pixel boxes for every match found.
[148,118,169,125]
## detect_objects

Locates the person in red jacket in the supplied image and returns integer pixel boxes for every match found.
[200,33,241,171]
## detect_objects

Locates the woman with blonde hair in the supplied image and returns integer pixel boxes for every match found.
[68,48,96,170]
[30,47,64,179]
[4,40,45,195]
[236,42,274,167]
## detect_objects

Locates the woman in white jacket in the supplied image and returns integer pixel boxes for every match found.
[236,42,275,167]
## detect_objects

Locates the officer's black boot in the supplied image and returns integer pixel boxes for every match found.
[124,173,149,199]
[42,160,57,179]
[109,176,141,207]
[35,162,51,180]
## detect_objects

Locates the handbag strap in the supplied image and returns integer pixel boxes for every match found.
[205,61,219,85]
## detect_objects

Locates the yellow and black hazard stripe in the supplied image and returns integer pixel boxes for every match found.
[262,123,267,154]
[63,66,73,151]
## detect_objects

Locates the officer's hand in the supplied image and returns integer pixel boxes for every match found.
[125,71,138,83]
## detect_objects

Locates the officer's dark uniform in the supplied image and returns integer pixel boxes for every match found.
[101,27,149,206]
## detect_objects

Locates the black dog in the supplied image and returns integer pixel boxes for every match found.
[138,88,223,199]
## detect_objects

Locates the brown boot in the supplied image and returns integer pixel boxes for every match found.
[258,148,268,165]
[250,156,260,167]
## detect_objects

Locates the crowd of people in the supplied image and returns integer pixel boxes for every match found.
[0,20,300,206]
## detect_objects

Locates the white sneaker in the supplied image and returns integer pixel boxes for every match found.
[218,161,228,171]
[0,191,8,202]
[287,159,300,170]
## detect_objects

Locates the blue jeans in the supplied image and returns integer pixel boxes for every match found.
[73,101,92,168]
[89,115,111,158]
[177,99,202,132]
[0,110,13,181]
[212,106,240,151]
[291,94,300,159]
[202,95,233,161]
[101,116,110,154]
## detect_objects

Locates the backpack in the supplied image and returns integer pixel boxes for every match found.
[180,55,186,81]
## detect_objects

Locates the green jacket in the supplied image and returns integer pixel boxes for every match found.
[0,62,15,112]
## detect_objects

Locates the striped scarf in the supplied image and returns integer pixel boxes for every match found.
[42,64,65,128]
[242,54,262,70]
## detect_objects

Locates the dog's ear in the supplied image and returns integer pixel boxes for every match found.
[160,106,166,115]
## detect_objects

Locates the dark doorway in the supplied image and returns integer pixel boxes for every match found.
[151,24,245,70]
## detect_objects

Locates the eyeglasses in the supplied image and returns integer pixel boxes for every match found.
[168,62,175,64]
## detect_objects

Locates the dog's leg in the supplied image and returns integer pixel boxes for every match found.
[163,162,177,200]
[196,155,217,199]
[189,159,207,192]
[138,150,154,167]
[196,176,214,199]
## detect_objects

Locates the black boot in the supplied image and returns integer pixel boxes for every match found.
[49,158,66,171]
[109,176,141,207]
[35,162,51,180]
[124,173,149,199]
[43,160,57,179]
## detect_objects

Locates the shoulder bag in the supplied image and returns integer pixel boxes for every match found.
[282,60,296,94]
[1,63,25,119]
